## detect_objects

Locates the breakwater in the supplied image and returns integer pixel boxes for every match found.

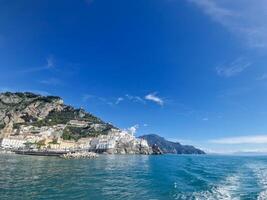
[60,152,98,159]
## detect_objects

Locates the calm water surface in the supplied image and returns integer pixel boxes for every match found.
[1,154,267,199]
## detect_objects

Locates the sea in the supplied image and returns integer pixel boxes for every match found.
[1,154,267,200]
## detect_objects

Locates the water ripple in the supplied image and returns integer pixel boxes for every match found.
[1,154,267,199]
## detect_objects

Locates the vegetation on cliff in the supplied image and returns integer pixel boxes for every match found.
[0,92,116,139]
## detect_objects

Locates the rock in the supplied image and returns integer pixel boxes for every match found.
[151,144,164,155]
[60,151,98,159]
[109,138,152,155]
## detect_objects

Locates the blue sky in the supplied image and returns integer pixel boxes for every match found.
[1,0,267,153]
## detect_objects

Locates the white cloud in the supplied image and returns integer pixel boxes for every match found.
[39,78,63,86]
[20,55,55,73]
[127,124,139,135]
[125,94,145,104]
[82,94,113,105]
[188,0,267,48]
[46,56,55,69]
[82,94,93,102]
[216,57,251,77]
[145,92,164,106]
[83,93,165,107]
[115,97,124,105]
[210,135,267,144]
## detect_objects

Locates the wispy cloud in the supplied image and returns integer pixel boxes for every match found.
[39,78,63,86]
[145,92,164,106]
[188,0,235,23]
[125,94,146,104]
[188,0,267,48]
[210,135,267,144]
[82,94,113,106]
[20,55,55,73]
[216,57,251,77]
[82,93,165,107]
[82,94,93,102]
[46,56,54,68]
[115,97,124,105]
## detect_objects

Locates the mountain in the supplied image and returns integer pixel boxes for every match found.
[139,134,205,154]
[0,92,115,139]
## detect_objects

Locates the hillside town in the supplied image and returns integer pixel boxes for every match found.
[0,92,153,155]
[0,119,151,154]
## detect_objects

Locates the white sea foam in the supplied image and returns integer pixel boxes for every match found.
[258,190,267,200]
[247,163,267,200]
[197,175,240,200]
[174,174,240,200]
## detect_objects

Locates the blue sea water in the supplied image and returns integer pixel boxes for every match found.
[1,154,267,200]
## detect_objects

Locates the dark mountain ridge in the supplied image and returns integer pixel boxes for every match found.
[139,134,205,154]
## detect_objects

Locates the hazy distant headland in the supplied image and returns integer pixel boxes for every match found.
[140,134,205,154]
[0,92,204,155]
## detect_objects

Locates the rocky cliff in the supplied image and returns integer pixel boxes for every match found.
[0,92,115,139]
[139,134,205,154]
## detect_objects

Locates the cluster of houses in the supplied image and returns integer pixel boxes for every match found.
[0,121,149,153]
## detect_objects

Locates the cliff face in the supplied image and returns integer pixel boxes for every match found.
[0,92,63,137]
[109,139,152,155]
[139,134,205,154]
[0,92,114,139]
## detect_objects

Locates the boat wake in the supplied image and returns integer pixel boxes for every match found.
[247,163,267,200]
[173,174,240,200]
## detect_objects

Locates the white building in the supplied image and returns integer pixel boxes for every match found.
[77,138,92,149]
[88,130,138,151]
[39,129,53,137]
[96,139,116,150]
[0,138,26,149]
[69,120,88,127]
